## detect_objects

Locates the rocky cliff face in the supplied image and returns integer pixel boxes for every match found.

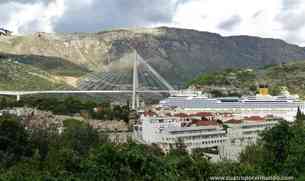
[1,27,305,89]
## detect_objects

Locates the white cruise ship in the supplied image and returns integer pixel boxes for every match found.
[159,87,305,122]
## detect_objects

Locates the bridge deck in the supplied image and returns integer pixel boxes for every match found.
[0,90,177,96]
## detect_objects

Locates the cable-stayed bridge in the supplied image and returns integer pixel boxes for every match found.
[0,51,177,110]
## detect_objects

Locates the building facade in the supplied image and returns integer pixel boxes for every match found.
[134,113,278,157]
[219,120,278,160]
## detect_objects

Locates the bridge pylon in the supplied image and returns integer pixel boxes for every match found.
[0,50,176,110]
[132,51,139,110]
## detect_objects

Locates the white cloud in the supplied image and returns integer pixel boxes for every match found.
[5,0,65,34]
[171,0,285,39]
[168,0,305,45]
[1,0,305,45]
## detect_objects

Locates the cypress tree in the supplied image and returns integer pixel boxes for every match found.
[0,97,8,109]
[295,107,305,128]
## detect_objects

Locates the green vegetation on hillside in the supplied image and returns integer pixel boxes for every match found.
[262,61,305,96]
[189,68,256,87]
[189,61,305,97]
[0,113,304,180]
[0,53,90,77]
[0,59,71,90]
[0,52,91,90]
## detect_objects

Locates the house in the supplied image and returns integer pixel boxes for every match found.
[174,112,189,118]
[225,119,243,124]
[244,116,265,122]
[190,112,214,120]
[191,119,218,126]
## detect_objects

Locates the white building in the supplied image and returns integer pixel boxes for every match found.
[134,114,227,152]
[134,115,191,144]
[219,120,278,160]
[159,125,227,152]
[134,113,278,157]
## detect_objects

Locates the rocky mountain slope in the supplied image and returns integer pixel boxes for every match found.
[1,27,305,90]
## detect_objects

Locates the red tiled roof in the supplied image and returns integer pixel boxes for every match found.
[190,112,213,117]
[165,113,172,116]
[174,113,189,117]
[244,116,265,122]
[144,111,158,117]
[225,119,242,124]
[192,119,217,126]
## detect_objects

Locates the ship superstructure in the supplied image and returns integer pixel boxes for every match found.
[159,87,305,122]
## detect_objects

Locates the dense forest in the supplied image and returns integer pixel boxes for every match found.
[0,110,305,180]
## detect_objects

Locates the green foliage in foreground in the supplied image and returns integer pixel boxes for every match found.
[0,115,304,180]
[240,114,305,178]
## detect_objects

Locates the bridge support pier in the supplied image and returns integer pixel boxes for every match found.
[16,94,21,102]
[136,94,140,109]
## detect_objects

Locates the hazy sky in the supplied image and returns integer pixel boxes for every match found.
[1,0,305,45]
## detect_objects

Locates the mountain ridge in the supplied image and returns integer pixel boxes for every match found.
[1,27,305,90]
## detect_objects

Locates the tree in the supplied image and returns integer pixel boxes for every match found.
[62,119,101,155]
[295,107,305,128]
[0,115,33,167]
[0,97,8,109]
[239,118,305,178]
[81,142,172,181]
[282,125,305,177]
[239,144,264,171]
[259,121,291,174]
[64,97,84,114]
[171,138,188,156]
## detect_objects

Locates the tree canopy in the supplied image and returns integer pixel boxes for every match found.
[0,112,304,180]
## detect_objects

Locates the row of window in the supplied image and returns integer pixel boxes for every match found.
[202,139,225,145]
[164,135,226,143]
[242,124,275,129]
[170,129,219,135]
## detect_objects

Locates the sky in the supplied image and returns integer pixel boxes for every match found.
[1,0,305,46]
